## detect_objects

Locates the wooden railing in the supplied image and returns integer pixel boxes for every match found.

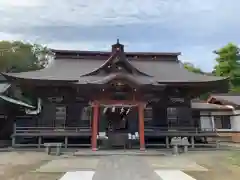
[14,126,216,134]
[144,126,217,135]
[14,126,91,134]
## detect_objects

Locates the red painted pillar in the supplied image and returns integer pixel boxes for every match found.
[138,102,145,151]
[91,101,99,151]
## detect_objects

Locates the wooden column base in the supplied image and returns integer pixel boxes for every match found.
[91,102,99,151]
[92,148,98,151]
[138,103,145,151]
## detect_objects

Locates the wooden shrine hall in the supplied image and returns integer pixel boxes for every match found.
[2,40,228,150]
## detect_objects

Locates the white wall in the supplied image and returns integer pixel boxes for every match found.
[200,110,240,132]
[231,110,240,131]
[211,111,233,116]
[200,112,214,131]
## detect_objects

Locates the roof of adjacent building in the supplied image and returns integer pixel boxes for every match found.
[0,74,6,82]
[191,101,232,111]
[0,83,10,94]
[1,41,228,86]
[208,93,240,106]
[0,75,10,94]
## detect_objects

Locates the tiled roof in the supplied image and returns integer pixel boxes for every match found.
[2,43,227,86]
[2,58,226,84]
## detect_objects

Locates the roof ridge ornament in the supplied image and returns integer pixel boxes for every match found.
[112,39,124,52]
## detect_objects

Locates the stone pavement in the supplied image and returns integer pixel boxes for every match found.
[35,154,207,180]
[92,156,160,180]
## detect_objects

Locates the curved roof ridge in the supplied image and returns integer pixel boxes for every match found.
[85,72,154,85]
[81,52,117,76]
[81,51,152,77]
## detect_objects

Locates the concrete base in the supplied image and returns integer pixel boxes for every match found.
[92,148,98,151]
[74,149,166,156]
[0,140,11,148]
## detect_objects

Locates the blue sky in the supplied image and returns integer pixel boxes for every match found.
[0,0,239,71]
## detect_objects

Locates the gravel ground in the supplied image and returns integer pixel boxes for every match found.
[0,150,239,180]
[185,151,240,180]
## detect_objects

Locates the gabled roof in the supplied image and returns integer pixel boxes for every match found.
[80,73,155,85]
[81,50,150,77]
[2,58,226,85]
[2,41,227,86]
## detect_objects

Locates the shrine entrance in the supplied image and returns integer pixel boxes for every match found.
[91,100,145,151]
[101,105,134,134]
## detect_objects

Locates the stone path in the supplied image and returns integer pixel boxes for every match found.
[93,156,160,180]
[53,155,206,180]
[59,171,95,180]
[155,170,196,180]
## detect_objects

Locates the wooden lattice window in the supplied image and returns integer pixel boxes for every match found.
[54,105,66,127]
[214,115,231,129]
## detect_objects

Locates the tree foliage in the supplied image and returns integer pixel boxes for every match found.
[213,43,240,92]
[183,62,203,74]
[0,41,53,73]
[182,62,210,99]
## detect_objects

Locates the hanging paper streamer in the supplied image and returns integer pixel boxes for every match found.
[103,107,108,114]
[112,106,116,112]
[126,108,131,115]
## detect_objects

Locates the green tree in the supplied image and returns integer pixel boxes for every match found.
[0,41,53,73]
[183,62,203,74]
[0,41,53,108]
[183,62,212,99]
[213,43,240,92]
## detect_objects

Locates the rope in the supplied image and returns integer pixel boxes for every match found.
[99,104,138,107]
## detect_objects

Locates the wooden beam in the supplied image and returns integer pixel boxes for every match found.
[92,99,140,105]
[91,101,99,151]
[138,102,145,151]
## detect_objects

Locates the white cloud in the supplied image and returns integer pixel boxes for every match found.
[46,41,110,51]
[0,32,23,41]
[0,0,239,71]
[0,0,42,7]
[0,0,239,27]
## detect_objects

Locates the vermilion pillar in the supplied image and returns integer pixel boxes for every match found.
[91,101,99,151]
[138,102,145,151]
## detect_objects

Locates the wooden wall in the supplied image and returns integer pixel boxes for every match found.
[35,99,91,128]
